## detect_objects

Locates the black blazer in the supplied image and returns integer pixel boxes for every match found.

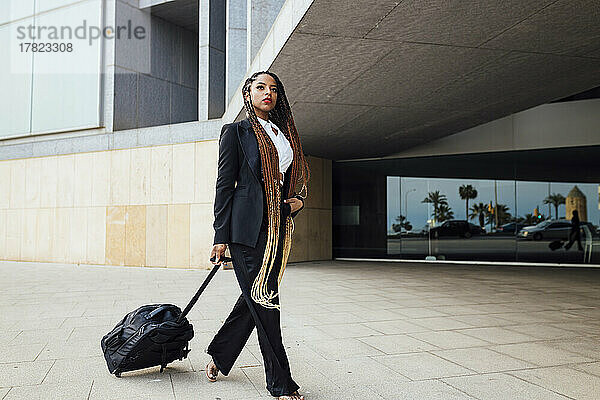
[213,117,305,248]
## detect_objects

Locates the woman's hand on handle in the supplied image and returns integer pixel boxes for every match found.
[211,244,228,264]
[284,197,304,213]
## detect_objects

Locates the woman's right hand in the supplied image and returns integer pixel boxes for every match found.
[211,244,228,264]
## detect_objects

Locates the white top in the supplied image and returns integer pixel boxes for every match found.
[256,116,293,185]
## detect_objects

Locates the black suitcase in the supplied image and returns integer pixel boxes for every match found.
[101,257,231,377]
[548,240,564,251]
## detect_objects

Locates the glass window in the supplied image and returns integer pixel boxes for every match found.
[0,0,102,138]
[335,147,600,265]
[0,0,34,25]
[0,19,33,137]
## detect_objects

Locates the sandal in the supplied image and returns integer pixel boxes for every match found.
[205,359,218,382]
[278,390,304,400]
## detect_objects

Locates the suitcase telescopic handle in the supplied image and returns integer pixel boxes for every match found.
[177,257,232,324]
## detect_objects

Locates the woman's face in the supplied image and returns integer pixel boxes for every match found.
[246,74,278,118]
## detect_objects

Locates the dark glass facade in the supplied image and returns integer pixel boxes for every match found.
[333,146,600,264]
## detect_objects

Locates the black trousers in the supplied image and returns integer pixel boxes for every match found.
[206,209,299,397]
[565,229,583,251]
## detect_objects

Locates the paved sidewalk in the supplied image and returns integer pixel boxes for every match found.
[1,260,600,399]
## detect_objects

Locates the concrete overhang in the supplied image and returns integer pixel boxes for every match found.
[227,0,600,160]
[141,0,198,32]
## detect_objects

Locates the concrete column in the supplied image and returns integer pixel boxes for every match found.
[225,0,247,104]
[199,0,226,120]
[247,0,284,68]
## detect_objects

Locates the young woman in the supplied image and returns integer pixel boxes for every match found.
[206,71,310,400]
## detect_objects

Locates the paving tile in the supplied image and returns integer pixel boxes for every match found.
[241,362,337,398]
[43,356,110,384]
[282,325,337,342]
[409,330,491,349]
[571,361,600,377]
[360,300,412,311]
[0,343,46,363]
[309,356,410,390]
[384,298,435,308]
[9,327,74,346]
[463,303,517,314]
[495,312,564,324]
[504,324,581,340]
[535,310,590,323]
[4,382,93,400]
[359,334,438,354]
[171,369,259,400]
[8,318,66,331]
[363,319,428,335]
[350,308,404,322]
[37,339,103,361]
[310,312,365,325]
[307,337,385,359]
[392,307,449,318]
[369,379,476,399]
[0,360,55,387]
[373,352,473,380]
[0,331,20,346]
[0,388,9,398]
[67,325,115,342]
[422,297,477,306]
[491,342,594,367]
[412,316,474,331]
[443,372,570,399]
[546,337,600,359]
[432,348,535,373]
[279,342,330,364]
[61,316,119,330]
[451,314,516,327]
[550,322,600,336]
[510,366,600,400]
[313,323,383,339]
[309,385,386,400]
[428,305,484,316]
[89,369,176,399]
[240,364,276,392]
[288,304,334,314]
[457,327,538,344]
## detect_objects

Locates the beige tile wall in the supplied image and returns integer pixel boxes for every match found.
[289,157,333,262]
[0,143,332,268]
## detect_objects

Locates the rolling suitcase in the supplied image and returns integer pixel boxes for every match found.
[101,256,232,377]
[548,240,564,251]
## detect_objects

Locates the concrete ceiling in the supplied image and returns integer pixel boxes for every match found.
[270,0,600,160]
[148,0,198,32]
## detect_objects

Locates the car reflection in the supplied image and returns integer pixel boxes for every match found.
[517,219,597,241]
[496,222,526,236]
[429,220,486,239]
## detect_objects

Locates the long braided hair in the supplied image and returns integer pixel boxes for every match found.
[242,71,311,309]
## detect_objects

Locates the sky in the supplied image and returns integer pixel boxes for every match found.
[387,176,600,232]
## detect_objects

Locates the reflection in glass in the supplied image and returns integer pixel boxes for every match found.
[384,177,600,263]
[395,178,517,261]
[516,182,599,263]
[335,147,600,264]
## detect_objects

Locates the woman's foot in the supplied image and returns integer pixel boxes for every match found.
[206,358,219,382]
[278,390,304,399]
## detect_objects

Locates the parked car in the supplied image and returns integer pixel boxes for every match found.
[517,219,596,241]
[430,220,485,239]
[412,225,430,237]
[496,222,526,235]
